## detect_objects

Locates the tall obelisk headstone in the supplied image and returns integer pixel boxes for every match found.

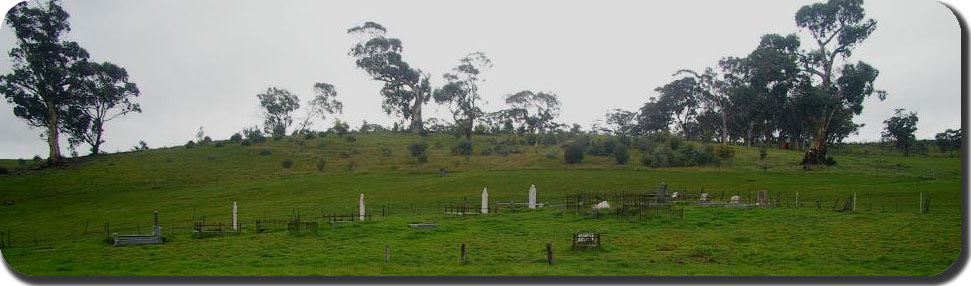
[232,201,238,231]
[528,184,537,209]
[481,188,489,214]
[359,194,366,221]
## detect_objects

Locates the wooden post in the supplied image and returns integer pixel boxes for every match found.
[546,242,554,265]
[136,220,141,235]
[385,244,390,263]
[795,192,799,208]
[853,193,857,212]
[461,243,467,264]
[919,192,923,213]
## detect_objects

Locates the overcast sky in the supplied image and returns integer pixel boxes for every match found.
[0,0,961,159]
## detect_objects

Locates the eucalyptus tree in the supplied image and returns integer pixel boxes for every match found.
[0,0,90,165]
[63,62,140,155]
[257,87,300,137]
[882,109,918,156]
[501,90,561,135]
[347,22,431,133]
[674,68,730,143]
[636,98,671,134]
[604,109,639,135]
[654,77,701,139]
[295,82,343,133]
[433,52,492,141]
[795,0,885,165]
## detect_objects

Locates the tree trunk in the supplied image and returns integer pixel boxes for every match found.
[720,112,728,144]
[91,123,104,155]
[409,96,423,133]
[46,103,62,166]
[802,120,830,165]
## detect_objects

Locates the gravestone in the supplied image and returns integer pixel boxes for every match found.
[730,195,740,204]
[481,188,489,214]
[756,190,768,206]
[528,185,537,209]
[672,192,681,200]
[593,201,610,210]
[658,183,668,203]
[359,193,366,221]
[700,193,709,202]
[572,232,601,251]
[232,201,238,231]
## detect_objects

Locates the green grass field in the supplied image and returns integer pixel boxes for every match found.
[0,133,961,276]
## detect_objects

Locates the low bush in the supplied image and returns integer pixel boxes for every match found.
[563,141,586,164]
[259,148,272,156]
[345,135,357,142]
[315,158,326,172]
[281,158,294,168]
[214,141,225,148]
[0,166,8,174]
[451,139,473,156]
[241,139,252,146]
[229,133,243,143]
[613,144,630,165]
[184,140,196,148]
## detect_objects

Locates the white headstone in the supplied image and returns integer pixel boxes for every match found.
[528,184,537,209]
[481,188,489,214]
[700,193,709,202]
[730,195,740,204]
[359,193,366,221]
[232,201,238,231]
[593,201,610,210]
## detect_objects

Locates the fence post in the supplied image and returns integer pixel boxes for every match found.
[385,244,390,263]
[461,243,467,264]
[546,242,554,265]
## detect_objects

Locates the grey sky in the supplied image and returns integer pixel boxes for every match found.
[0,0,961,159]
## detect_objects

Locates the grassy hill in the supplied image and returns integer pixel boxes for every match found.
[0,132,961,276]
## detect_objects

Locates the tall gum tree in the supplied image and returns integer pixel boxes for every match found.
[795,0,885,165]
[347,22,430,133]
[433,52,492,141]
[0,0,90,165]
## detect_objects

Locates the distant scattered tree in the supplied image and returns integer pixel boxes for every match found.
[500,91,561,135]
[636,98,671,134]
[434,52,492,141]
[675,68,730,143]
[296,82,343,133]
[881,109,918,156]
[347,22,430,133]
[195,126,206,143]
[605,109,638,135]
[130,140,148,152]
[934,128,961,155]
[0,0,91,165]
[332,119,349,137]
[63,61,140,155]
[257,87,300,137]
[654,77,701,139]
[796,0,885,165]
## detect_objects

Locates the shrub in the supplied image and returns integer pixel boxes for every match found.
[543,150,557,159]
[315,158,326,172]
[587,137,618,156]
[451,139,473,156]
[304,132,316,140]
[241,139,252,146]
[199,136,212,145]
[563,141,586,164]
[32,155,41,163]
[281,159,294,168]
[613,144,630,165]
[713,144,735,162]
[667,136,684,150]
[345,135,357,142]
[185,140,196,148]
[259,148,272,156]
[759,146,768,160]
[524,134,537,145]
[17,159,26,166]
[229,133,243,143]
[409,141,429,165]
[0,166,8,175]
[824,156,837,166]
[214,141,225,148]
